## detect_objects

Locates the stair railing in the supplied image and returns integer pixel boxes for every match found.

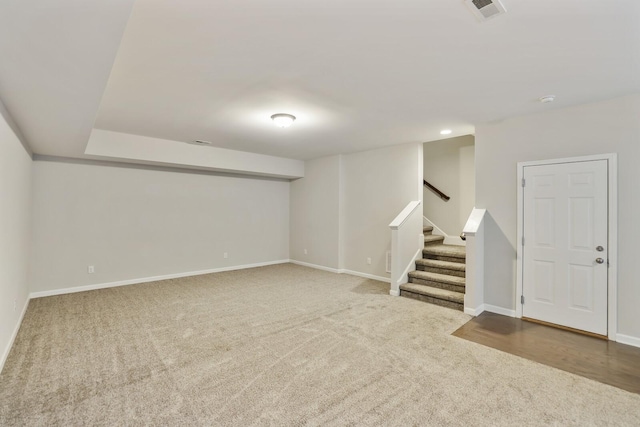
[389,200,423,296]
[424,180,450,201]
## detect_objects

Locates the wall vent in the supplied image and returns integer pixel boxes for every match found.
[465,0,507,22]
[386,251,392,273]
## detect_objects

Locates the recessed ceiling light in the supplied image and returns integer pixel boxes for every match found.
[539,95,555,103]
[271,113,296,128]
[440,129,452,135]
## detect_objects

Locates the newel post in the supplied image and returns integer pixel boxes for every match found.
[389,200,422,297]
[462,208,486,316]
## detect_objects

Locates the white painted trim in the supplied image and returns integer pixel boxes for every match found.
[516,162,525,318]
[463,216,486,317]
[390,201,423,295]
[443,236,465,246]
[340,269,390,283]
[515,153,616,168]
[285,260,392,284]
[401,248,423,279]
[390,200,421,229]
[616,334,640,349]
[29,260,290,299]
[607,154,618,341]
[462,208,487,236]
[417,143,424,202]
[391,246,423,293]
[464,304,485,316]
[515,153,618,340]
[484,304,516,317]
[424,216,465,246]
[0,298,30,373]
[289,260,341,274]
[423,216,447,237]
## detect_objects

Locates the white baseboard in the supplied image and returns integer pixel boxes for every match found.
[289,259,341,274]
[483,304,516,317]
[29,259,290,299]
[424,216,466,247]
[616,333,640,349]
[289,260,391,284]
[423,216,446,237]
[31,260,390,300]
[444,236,466,247]
[464,304,485,317]
[1,297,30,374]
[339,269,391,283]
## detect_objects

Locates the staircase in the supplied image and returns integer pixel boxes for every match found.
[399,226,466,311]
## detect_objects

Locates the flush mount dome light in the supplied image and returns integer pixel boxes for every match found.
[440,129,452,135]
[271,113,296,128]
[539,95,556,104]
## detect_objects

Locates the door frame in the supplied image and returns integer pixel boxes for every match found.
[515,153,618,340]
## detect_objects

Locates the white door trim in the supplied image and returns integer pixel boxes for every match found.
[516,153,617,340]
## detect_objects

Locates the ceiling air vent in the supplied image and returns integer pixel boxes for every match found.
[465,0,507,22]
[187,140,213,146]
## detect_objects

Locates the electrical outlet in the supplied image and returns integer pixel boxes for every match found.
[303,249,308,255]
[13,299,16,312]
[223,252,228,259]
[88,265,95,274]
[366,257,372,265]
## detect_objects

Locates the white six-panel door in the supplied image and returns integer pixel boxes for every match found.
[522,160,608,335]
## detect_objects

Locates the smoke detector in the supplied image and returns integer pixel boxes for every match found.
[465,0,507,22]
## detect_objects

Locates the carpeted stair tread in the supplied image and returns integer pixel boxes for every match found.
[423,243,466,259]
[416,258,466,271]
[408,238,466,310]
[423,226,434,233]
[408,270,465,286]
[400,283,464,304]
[424,235,445,244]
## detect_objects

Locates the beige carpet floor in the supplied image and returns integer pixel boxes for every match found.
[1,263,639,426]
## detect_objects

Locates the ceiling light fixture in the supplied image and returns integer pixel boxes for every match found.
[539,95,556,104]
[440,129,452,135]
[271,113,296,128]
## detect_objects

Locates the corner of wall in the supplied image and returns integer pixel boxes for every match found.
[0,298,30,373]
[0,98,33,159]
[0,104,34,373]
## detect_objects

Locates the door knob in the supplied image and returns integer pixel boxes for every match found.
[595,258,605,264]
[596,246,604,252]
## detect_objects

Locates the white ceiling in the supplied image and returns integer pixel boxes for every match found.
[1,0,639,166]
[0,0,135,157]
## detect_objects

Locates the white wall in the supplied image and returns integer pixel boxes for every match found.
[0,104,32,370]
[87,129,305,179]
[289,143,423,280]
[423,135,475,236]
[30,159,290,293]
[343,143,422,279]
[289,155,341,269]
[476,93,640,340]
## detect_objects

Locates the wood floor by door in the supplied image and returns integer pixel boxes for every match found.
[522,160,608,336]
